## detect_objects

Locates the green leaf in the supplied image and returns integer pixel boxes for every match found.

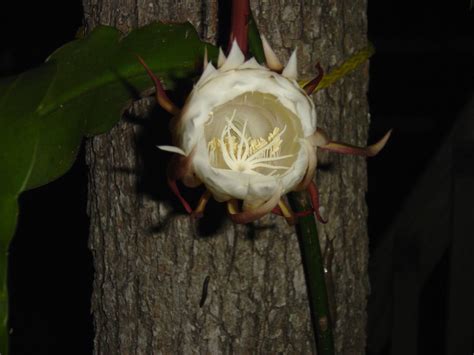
[0,22,216,354]
[0,63,57,197]
[30,22,215,188]
[1,72,50,349]
[0,21,216,195]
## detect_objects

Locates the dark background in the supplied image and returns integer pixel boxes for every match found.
[0,1,472,354]
[0,2,92,354]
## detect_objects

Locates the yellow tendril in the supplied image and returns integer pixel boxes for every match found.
[299,43,375,91]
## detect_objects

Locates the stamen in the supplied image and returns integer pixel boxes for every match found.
[246,125,287,161]
[237,119,248,159]
[207,113,294,176]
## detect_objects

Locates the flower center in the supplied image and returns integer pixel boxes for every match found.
[207,110,293,176]
[204,92,304,177]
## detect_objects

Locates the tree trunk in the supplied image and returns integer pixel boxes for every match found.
[83,0,370,353]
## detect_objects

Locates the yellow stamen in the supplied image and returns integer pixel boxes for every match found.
[207,111,293,175]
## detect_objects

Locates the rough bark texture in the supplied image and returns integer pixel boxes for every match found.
[84,0,370,353]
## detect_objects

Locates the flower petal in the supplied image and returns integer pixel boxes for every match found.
[167,147,201,187]
[220,40,245,71]
[240,57,265,70]
[167,177,193,214]
[308,128,330,147]
[137,55,180,115]
[217,47,227,68]
[282,48,298,80]
[192,189,212,219]
[157,145,186,156]
[319,129,392,156]
[294,139,317,191]
[260,35,283,72]
[197,62,217,84]
[308,181,327,224]
[303,62,324,95]
[227,187,281,224]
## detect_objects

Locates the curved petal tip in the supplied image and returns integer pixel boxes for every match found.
[318,129,393,157]
[367,129,392,156]
[157,145,186,156]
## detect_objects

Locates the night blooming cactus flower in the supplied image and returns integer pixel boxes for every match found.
[139,37,390,224]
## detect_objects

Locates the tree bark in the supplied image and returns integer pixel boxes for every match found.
[84,0,370,353]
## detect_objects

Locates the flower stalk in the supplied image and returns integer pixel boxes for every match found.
[229,0,250,54]
[288,191,335,354]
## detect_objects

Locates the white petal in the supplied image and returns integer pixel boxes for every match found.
[280,139,309,194]
[282,48,298,80]
[181,68,316,155]
[240,57,266,70]
[197,62,217,84]
[217,47,226,68]
[157,145,186,156]
[242,185,281,212]
[260,35,283,71]
[244,176,280,205]
[220,40,245,71]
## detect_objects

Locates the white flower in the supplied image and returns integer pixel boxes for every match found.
[146,38,391,224]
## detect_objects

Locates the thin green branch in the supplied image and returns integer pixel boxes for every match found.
[288,191,334,354]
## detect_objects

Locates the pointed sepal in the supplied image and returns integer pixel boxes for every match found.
[319,130,393,157]
[303,62,324,95]
[217,47,227,68]
[220,40,245,71]
[137,55,180,115]
[260,35,283,72]
[282,48,298,80]
[198,62,217,83]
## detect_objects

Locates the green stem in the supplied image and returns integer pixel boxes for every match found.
[288,191,334,354]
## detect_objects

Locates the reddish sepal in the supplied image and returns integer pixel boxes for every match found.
[167,177,193,214]
[308,182,327,224]
[303,62,324,95]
